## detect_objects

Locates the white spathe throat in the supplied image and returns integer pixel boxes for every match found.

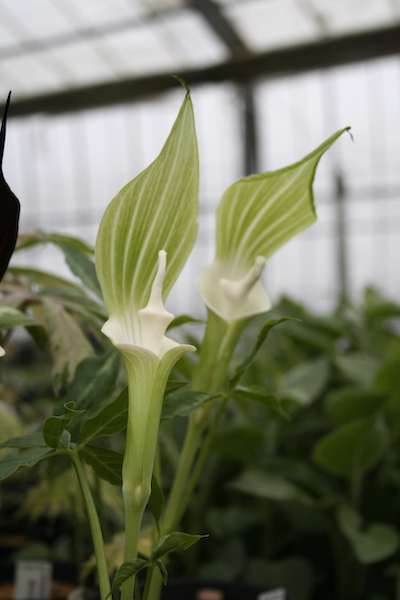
[102,250,177,358]
[195,255,271,323]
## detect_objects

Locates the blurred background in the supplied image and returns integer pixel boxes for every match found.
[1,0,400,315]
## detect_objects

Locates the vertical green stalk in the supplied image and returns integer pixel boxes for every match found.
[68,450,111,600]
[162,312,242,534]
[144,313,247,600]
[121,431,160,600]
[120,351,168,600]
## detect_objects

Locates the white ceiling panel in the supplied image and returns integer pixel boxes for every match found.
[0,0,399,104]
[310,0,398,34]
[160,9,229,68]
[0,0,75,40]
[224,0,319,51]
[103,25,179,76]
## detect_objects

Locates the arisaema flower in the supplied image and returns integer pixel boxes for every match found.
[196,128,350,325]
[94,85,199,598]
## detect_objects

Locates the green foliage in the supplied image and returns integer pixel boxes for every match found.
[165,288,400,600]
[151,532,208,561]
[336,504,399,564]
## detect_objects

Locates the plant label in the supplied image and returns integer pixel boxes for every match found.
[14,560,53,600]
[67,586,85,600]
[257,589,286,600]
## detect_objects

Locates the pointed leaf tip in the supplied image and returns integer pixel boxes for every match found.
[172,76,190,96]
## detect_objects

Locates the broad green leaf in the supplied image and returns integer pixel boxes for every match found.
[165,380,189,394]
[80,388,128,443]
[234,387,289,418]
[335,353,380,389]
[16,232,94,255]
[8,266,85,290]
[151,532,207,561]
[313,417,388,479]
[327,388,387,424]
[111,559,149,592]
[0,306,37,329]
[216,128,350,268]
[0,447,52,481]
[228,468,314,505]
[278,357,330,405]
[40,298,93,394]
[0,432,46,449]
[80,445,123,486]
[373,349,400,395]
[337,504,399,564]
[161,390,219,420]
[95,87,199,322]
[229,317,293,392]
[61,349,120,415]
[52,239,102,298]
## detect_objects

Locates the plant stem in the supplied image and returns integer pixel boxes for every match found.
[121,428,153,600]
[142,565,156,600]
[68,449,111,600]
[145,316,245,600]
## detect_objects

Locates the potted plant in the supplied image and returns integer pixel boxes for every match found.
[0,81,348,600]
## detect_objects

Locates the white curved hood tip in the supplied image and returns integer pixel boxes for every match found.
[195,257,271,323]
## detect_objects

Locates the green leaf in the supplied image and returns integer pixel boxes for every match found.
[52,239,102,298]
[151,532,207,561]
[16,232,94,255]
[40,298,93,394]
[62,349,120,416]
[0,447,52,481]
[212,426,264,462]
[80,388,128,443]
[149,474,164,533]
[161,390,219,420]
[228,468,314,505]
[0,306,37,329]
[8,266,85,291]
[335,353,381,389]
[216,128,350,267]
[229,317,294,392]
[111,559,149,592]
[43,402,84,449]
[0,432,46,449]
[165,380,189,394]
[313,417,388,479]
[278,357,330,405]
[327,388,387,424]
[337,504,399,563]
[95,87,199,320]
[80,445,123,486]
[167,315,204,330]
[234,386,289,418]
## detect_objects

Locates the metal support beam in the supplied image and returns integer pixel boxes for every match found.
[189,0,250,59]
[4,24,400,117]
[241,82,259,176]
[335,171,348,300]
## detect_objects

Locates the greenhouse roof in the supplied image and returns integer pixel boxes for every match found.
[1,0,400,116]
